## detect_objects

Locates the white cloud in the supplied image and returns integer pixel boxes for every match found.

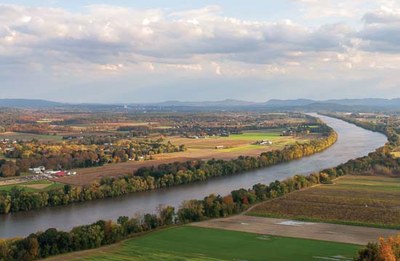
[0,3,399,102]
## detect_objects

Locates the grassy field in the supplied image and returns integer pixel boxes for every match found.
[249,175,400,229]
[229,130,282,140]
[60,226,360,261]
[0,132,63,142]
[391,151,400,158]
[167,129,308,152]
[0,180,64,192]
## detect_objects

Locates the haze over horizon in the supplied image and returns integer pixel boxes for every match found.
[1,0,399,103]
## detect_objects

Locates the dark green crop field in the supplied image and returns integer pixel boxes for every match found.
[71,226,359,261]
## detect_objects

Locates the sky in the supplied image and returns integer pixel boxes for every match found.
[0,0,400,103]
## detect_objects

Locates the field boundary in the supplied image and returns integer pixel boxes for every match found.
[190,215,400,245]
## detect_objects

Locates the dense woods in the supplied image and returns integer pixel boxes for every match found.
[0,126,337,214]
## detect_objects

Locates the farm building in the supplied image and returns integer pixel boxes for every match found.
[29,166,46,174]
[254,140,273,146]
[54,171,66,178]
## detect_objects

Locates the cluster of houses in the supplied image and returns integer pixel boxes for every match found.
[281,129,295,136]
[0,139,17,153]
[1,138,17,144]
[29,166,77,178]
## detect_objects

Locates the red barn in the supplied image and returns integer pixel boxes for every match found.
[54,171,66,178]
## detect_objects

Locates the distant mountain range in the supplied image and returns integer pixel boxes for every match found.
[1,98,400,111]
[0,99,64,108]
[264,98,400,108]
[150,99,258,107]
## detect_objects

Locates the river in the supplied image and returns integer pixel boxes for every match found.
[0,114,387,238]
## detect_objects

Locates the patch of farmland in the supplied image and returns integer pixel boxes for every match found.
[0,180,64,193]
[248,175,400,229]
[44,226,360,261]
[0,132,63,142]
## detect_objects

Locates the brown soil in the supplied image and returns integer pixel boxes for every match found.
[191,215,400,245]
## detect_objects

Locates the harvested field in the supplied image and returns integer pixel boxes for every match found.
[391,151,400,158]
[54,155,195,186]
[191,215,399,245]
[249,175,400,228]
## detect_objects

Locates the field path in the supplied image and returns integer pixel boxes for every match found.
[190,215,399,245]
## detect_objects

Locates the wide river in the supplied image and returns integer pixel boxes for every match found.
[0,114,387,238]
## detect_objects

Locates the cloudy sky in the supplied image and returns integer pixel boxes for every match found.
[1,0,399,103]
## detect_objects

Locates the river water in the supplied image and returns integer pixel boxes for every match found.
[0,114,387,238]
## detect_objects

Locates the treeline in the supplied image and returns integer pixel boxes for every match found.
[322,113,400,147]
[0,141,185,178]
[0,151,105,178]
[323,113,400,176]
[0,127,338,214]
[355,234,400,261]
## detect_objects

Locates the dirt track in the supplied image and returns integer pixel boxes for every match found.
[190,215,400,245]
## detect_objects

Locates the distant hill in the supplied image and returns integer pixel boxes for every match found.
[150,99,258,107]
[0,99,64,108]
[0,98,399,111]
[263,98,400,109]
[264,99,316,107]
[325,98,400,107]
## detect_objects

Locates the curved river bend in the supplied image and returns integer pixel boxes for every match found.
[0,115,387,238]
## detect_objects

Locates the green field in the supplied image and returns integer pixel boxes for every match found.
[0,180,64,193]
[229,130,282,141]
[249,175,400,229]
[71,226,360,261]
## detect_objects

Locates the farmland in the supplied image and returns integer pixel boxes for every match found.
[391,151,400,158]
[248,175,400,229]
[0,180,64,193]
[57,129,310,186]
[46,226,361,261]
[0,132,63,142]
